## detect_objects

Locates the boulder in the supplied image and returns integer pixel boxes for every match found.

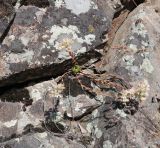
[1,1,160,148]
[0,0,118,88]
[94,3,160,147]
[0,72,103,145]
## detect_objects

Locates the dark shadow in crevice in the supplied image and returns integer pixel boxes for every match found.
[22,124,45,135]
[0,88,30,102]
[114,0,145,20]
[20,0,50,8]
[112,99,139,115]
[42,122,65,133]
[62,74,95,98]
[0,50,102,102]
[120,0,145,11]
[113,7,127,20]
[63,104,100,121]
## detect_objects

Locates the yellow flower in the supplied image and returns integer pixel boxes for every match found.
[88,25,95,33]
[59,38,73,49]
[120,79,149,102]
[49,84,65,97]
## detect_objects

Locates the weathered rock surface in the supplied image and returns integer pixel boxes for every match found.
[0,102,21,141]
[1,0,160,148]
[0,1,124,147]
[0,132,84,148]
[95,3,160,148]
[0,72,104,144]
[0,0,117,88]
[0,66,131,147]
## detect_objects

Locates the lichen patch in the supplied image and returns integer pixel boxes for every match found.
[64,0,92,15]
[3,120,17,128]
[141,58,154,73]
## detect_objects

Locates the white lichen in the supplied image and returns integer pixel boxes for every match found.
[5,49,34,64]
[133,9,146,20]
[49,25,95,58]
[38,132,48,138]
[64,0,92,15]
[122,55,135,66]
[75,103,84,111]
[128,44,138,52]
[30,88,43,101]
[92,109,99,118]
[54,0,65,8]
[116,109,127,118]
[141,58,154,73]
[49,25,81,46]
[35,8,47,23]
[20,30,38,46]
[95,127,103,138]
[132,21,146,33]
[3,120,17,128]
[8,35,15,41]
[103,140,113,148]
[86,122,93,133]
[84,34,96,45]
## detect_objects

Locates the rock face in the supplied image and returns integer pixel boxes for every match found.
[0,0,160,148]
[0,0,120,147]
[96,3,160,148]
[0,0,115,88]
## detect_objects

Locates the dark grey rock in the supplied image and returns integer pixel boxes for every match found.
[1,1,160,148]
[0,1,15,40]
[94,3,160,148]
[0,102,21,138]
[0,0,114,88]
[0,132,83,148]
